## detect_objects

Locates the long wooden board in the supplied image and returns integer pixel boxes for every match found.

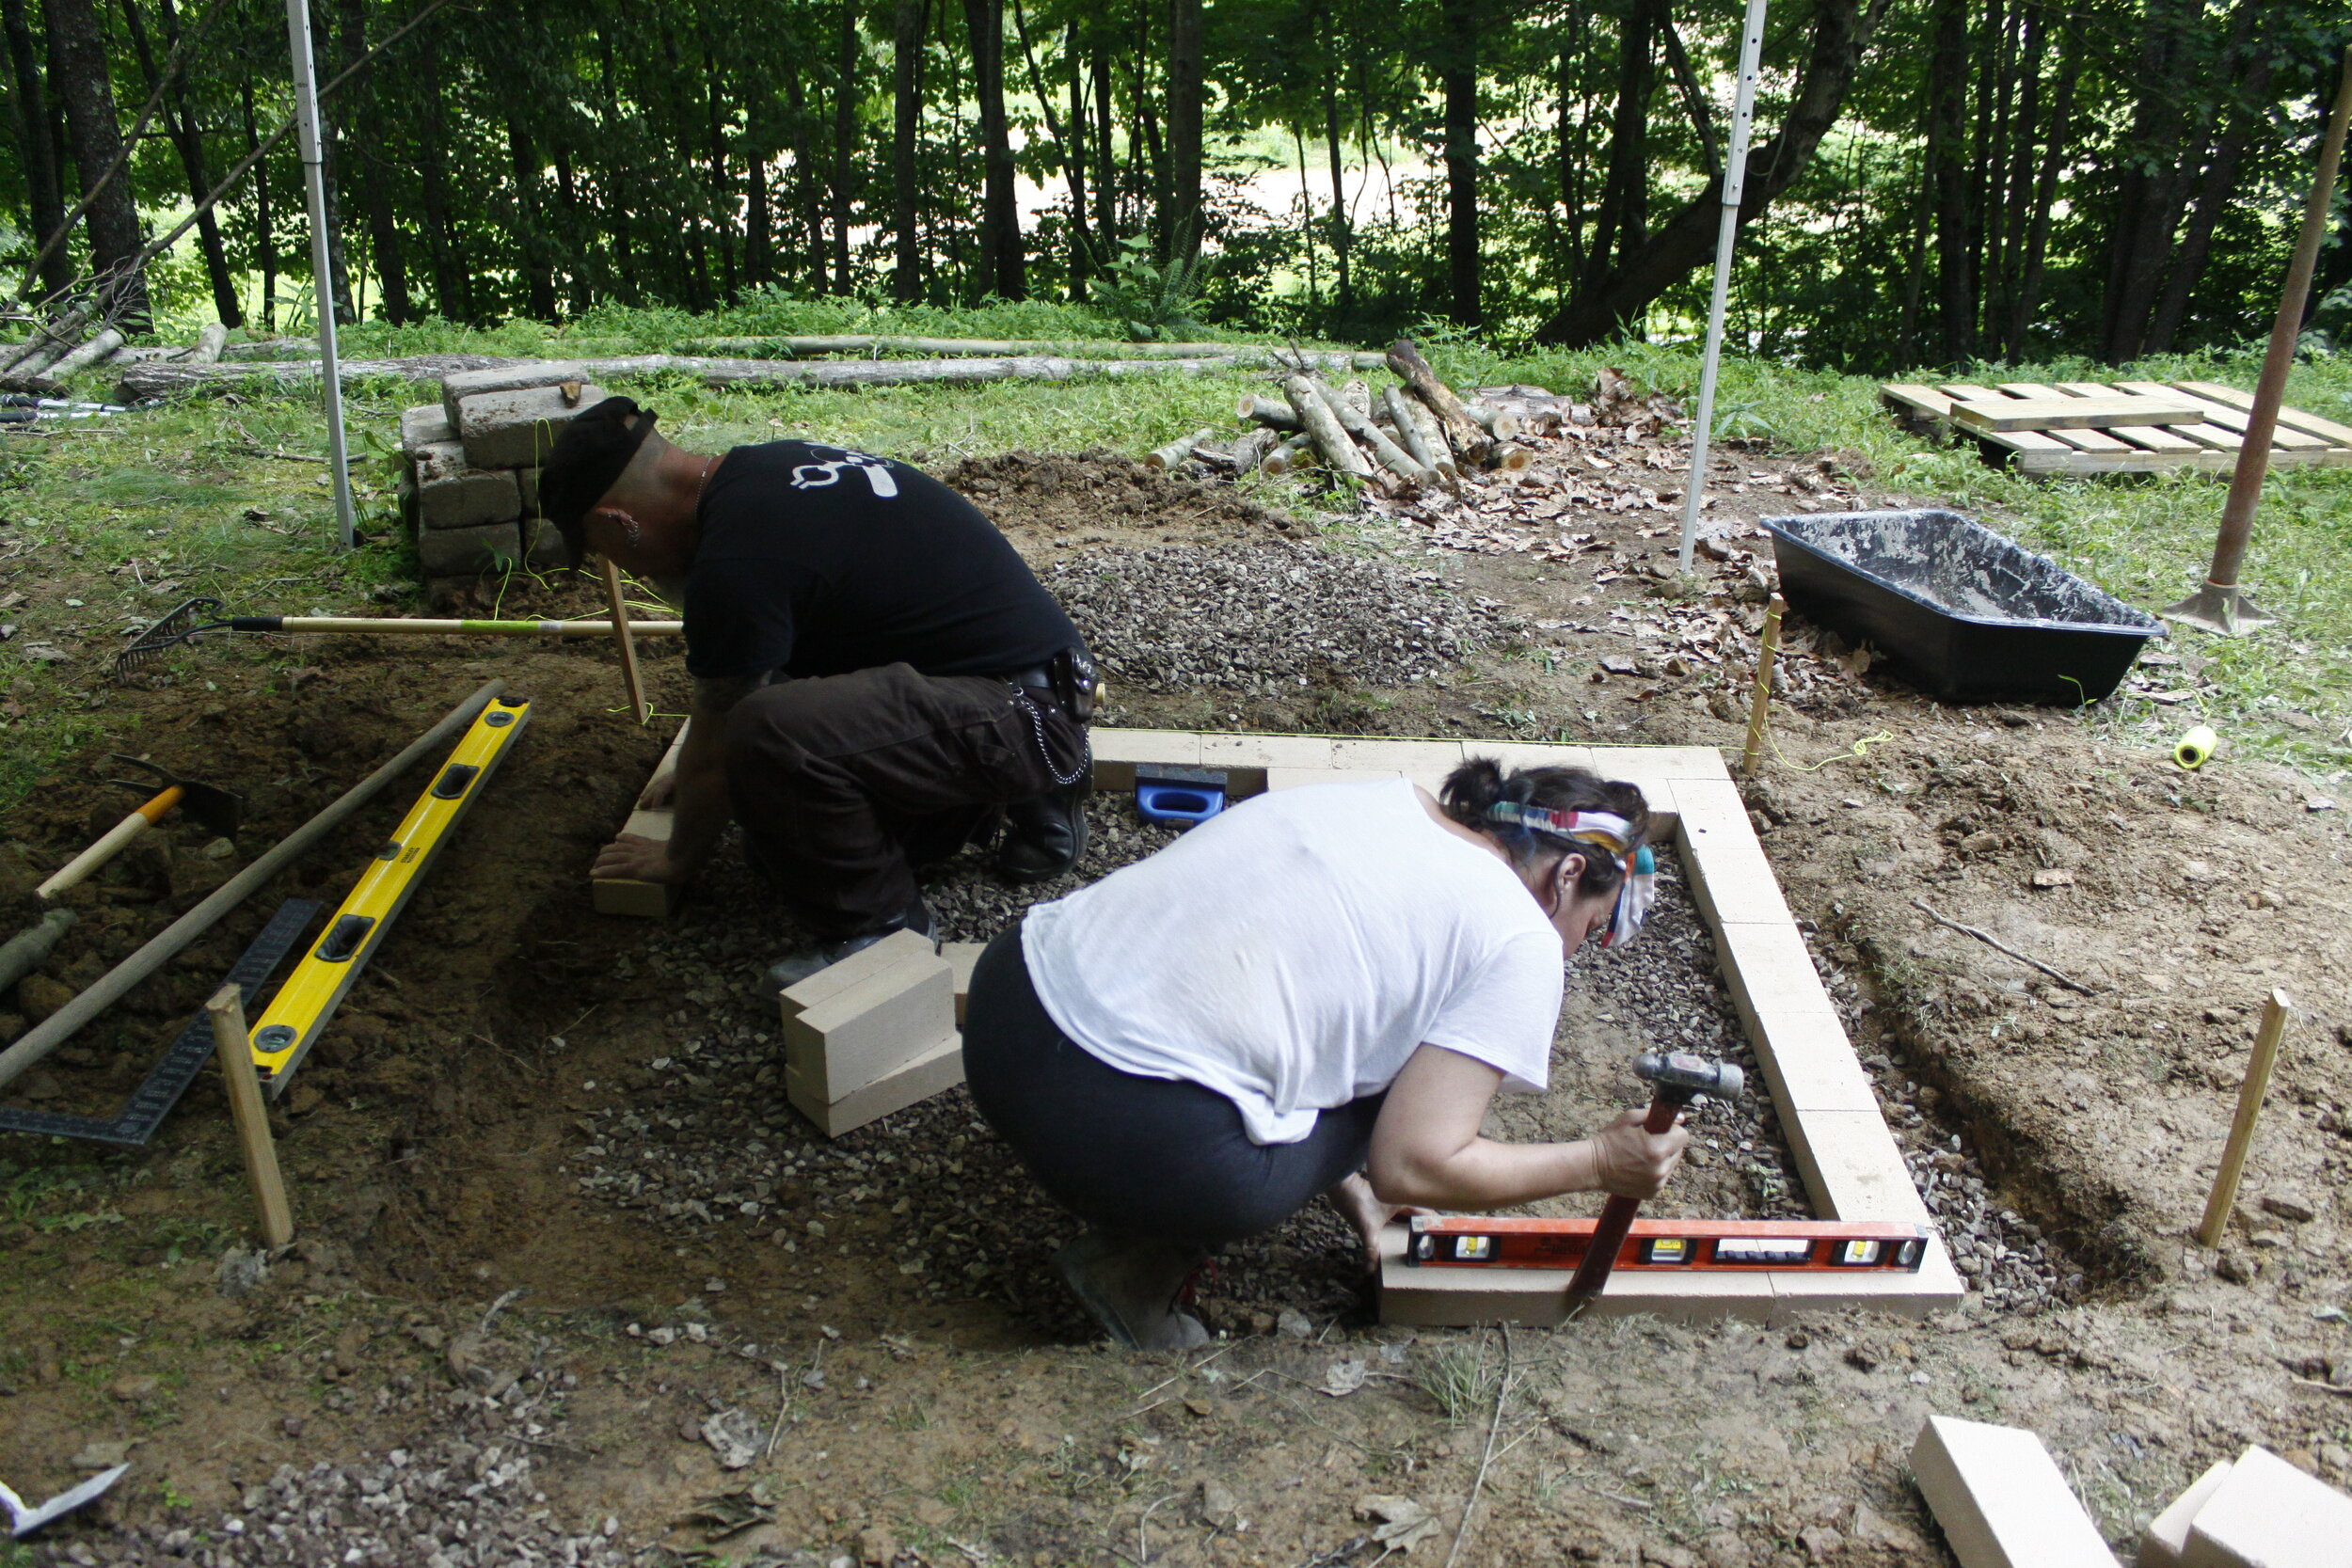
[1948,393,2200,433]
[1880,377,2352,476]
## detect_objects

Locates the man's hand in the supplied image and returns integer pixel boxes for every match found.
[1587,1108,1689,1199]
[592,833,688,885]
[637,768,679,811]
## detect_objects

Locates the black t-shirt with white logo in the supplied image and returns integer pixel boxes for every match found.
[681,442,1080,682]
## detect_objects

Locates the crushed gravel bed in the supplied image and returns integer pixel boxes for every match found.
[1043,541,1516,693]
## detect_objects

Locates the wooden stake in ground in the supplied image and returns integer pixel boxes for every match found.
[2198,990,2293,1248]
[207,984,292,1249]
[1281,373,1376,482]
[1384,339,1492,466]
[596,557,649,726]
[1740,595,1785,776]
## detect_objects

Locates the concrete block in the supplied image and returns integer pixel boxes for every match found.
[777,927,939,1020]
[520,516,569,571]
[2139,1459,2235,1568]
[1327,737,1466,774]
[1674,780,1794,928]
[413,519,520,578]
[782,951,954,1103]
[439,360,596,426]
[455,380,610,469]
[1713,919,1837,1037]
[1090,728,1203,791]
[1749,1007,1880,1114]
[1468,742,1599,775]
[788,1032,964,1139]
[1788,1109,1932,1226]
[1264,767,1403,791]
[593,722,691,919]
[1910,1415,2122,1568]
[401,403,454,451]
[943,941,985,1028]
[1588,744,1729,782]
[2181,1446,2352,1568]
[1200,734,1336,774]
[516,462,541,515]
[1766,1238,1964,1323]
[1377,1226,1774,1326]
[413,440,522,531]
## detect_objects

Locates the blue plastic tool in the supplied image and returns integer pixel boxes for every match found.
[1135,765,1228,828]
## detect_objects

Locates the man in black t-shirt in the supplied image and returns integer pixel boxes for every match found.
[545,397,1093,985]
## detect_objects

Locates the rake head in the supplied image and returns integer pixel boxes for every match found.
[116,596,229,679]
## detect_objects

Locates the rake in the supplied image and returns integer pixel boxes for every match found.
[117,595,683,679]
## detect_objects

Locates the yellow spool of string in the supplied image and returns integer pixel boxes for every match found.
[2174,724,2217,770]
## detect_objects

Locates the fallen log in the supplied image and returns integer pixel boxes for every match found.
[119,350,1377,403]
[188,322,228,364]
[1259,431,1315,476]
[1236,393,1302,431]
[48,328,125,380]
[682,334,1390,366]
[1145,427,1218,471]
[1282,373,1375,483]
[1385,338,1492,466]
[1384,386,1459,488]
[1311,376,1433,486]
[1460,400,1524,440]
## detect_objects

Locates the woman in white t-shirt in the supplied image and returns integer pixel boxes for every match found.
[962,756,1690,1350]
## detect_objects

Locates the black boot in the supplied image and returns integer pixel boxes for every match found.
[763,896,936,990]
[1054,1229,1211,1351]
[997,781,1090,883]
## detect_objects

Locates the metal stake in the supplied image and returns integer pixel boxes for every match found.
[1676,0,1770,575]
[284,0,357,551]
[2162,46,2352,637]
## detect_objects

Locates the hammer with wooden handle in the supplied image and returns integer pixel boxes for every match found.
[1563,1050,1743,1312]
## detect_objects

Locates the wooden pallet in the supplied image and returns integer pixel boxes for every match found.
[1880,378,2352,476]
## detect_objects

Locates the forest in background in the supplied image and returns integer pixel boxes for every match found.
[1,0,2348,373]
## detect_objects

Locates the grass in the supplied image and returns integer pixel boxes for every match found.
[2,303,2344,820]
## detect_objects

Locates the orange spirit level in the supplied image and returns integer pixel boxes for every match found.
[1405,1215,1931,1273]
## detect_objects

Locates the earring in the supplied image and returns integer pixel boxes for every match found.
[618,513,643,547]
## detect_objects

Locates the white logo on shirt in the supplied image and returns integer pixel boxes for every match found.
[789,446,899,499]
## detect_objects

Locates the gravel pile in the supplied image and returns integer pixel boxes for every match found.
[52,1368,629,1568]
[1044,542,1513,693]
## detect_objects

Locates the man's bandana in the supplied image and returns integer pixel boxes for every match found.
[1485,802,1655,947]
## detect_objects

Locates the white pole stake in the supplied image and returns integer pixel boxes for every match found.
[1677,0,1770,575]
[284,0,357,551]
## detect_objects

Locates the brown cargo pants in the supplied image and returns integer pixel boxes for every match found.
[722,662,1087,936]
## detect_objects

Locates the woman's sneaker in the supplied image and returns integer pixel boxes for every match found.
[1054,1230,1211,1351]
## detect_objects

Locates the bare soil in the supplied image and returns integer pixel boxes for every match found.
[2,436,2347,1568]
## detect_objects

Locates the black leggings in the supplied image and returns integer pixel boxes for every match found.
[962,927,1384,1249]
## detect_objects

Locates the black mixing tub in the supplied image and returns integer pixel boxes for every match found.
[1758,509,2162,705]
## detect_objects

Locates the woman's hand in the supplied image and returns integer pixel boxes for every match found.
[592,832,687,884]
[1325,1172,1434,1275]
[1586,1108,1688,1199]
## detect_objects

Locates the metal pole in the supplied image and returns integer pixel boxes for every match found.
[284,0,356,551]
[2160,45,2352,638]
[1677,0,1770,575]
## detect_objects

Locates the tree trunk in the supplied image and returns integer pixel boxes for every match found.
[1440,0,1478,325]
[1927,0,1972,362]
[1554,10,1588,279]
[2100,0,2198,362]
[299,0,353,325]
[1538,0,1887,346]
[508,120,557,319]
[2006,29,2074,356]
[892,0,923,299]
[831,8,856,292]
[46,0,149,325]
[1092,44,1116,245]
[418,34,466,319]
[1322,49,1351,313]
[2147,28,2273,353]
[142,0,243,325]
[326,0,407,325]
[241,79,276,329]
[1579,0,1661,303]
[1165,0,1200,260]
[1066,22,1089,296]
[746,130,772,288]
[595,24,637,307]
[0,0,70,300]
[964,0,1023,297]
[1660,16,1719,179]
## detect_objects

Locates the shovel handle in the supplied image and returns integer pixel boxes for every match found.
[35,785,181,899]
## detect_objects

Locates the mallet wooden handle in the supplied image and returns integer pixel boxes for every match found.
[1563,1095,1685,1309]
[36,785,183,899]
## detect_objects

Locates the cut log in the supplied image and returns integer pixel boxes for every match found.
[1461,401,1525,440]
[1281,375,1375,482]
[1488,443,1534,473]
[189,322,229,364]
[1236,393,1302,431]
[1340,378,1374,420]
[117,351,1376,404]
[1397,394,1457,480]
[1259,431,1315,476]
[1311,377,1433,486]
[48,328,125,379]
[1386,339,1493,465]
[1384,386,1460,487]
[1145,427,1218,471]
[1230,428,1281,471]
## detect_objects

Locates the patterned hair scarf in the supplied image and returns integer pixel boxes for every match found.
[1485,802,1656,947]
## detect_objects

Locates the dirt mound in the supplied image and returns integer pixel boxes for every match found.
[938,450,1304,548]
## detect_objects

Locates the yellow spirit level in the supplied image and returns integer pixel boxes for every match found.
[246,696,532,1091]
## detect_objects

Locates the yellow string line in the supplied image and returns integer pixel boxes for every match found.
[1767,728,1898,773]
